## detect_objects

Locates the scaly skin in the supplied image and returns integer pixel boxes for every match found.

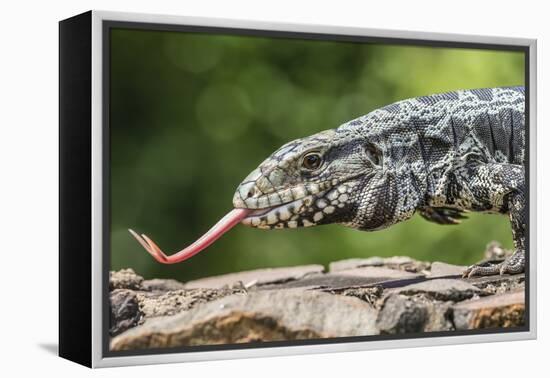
[233,87,526,277]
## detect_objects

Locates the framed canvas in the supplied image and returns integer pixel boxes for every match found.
[59,10,537,368]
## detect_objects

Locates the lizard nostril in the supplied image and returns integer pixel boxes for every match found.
[240,182,259,201]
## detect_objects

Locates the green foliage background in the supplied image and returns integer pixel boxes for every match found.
[110,28,524,282]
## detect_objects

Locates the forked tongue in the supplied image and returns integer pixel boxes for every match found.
[128,208,252,264]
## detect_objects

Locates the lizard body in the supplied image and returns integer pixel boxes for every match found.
[232,87,526,277]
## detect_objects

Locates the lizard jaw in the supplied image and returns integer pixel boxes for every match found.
[240,193,326,229]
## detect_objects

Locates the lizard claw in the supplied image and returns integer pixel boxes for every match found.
[462,250,525,278]
[419,207,468,225]
[462,260,502,278]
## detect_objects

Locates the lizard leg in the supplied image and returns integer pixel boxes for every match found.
[419,207,468,225]
[459,163,526,278]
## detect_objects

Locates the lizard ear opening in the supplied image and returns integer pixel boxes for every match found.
[364,142,383,168]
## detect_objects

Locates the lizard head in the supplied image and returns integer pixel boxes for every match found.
[233,129,386,229]
[129,125,404,265]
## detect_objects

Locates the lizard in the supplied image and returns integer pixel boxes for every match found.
[129,86,526,278]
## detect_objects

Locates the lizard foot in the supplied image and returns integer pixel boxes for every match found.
[462,250,525,278]
[419,207,468,225]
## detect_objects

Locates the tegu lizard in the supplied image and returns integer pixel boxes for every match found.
[130,86,526,278]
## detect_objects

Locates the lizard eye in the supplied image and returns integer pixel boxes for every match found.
[301,152,323,170]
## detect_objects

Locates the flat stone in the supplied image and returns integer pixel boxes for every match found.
[329,256,429,274]
[141,278,187,292]
[184,265,324,289]
[138,288,246,318]
[429,262,467,278]
[452,290,525,330]
[337,266,422,279]
[465,274,525,295]
[110,289,378,350]
[262,267,423,291]
[392,278,481,301]
[260,274,385,290]
[137,287,246,318]
[476,280,525,296]
[329,256,409,272]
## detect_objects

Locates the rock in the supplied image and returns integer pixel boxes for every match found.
[142,278,187,292]
[263,271,422,291]
[137,287,246,318]
[260,274,386,290]
[429,262,467,278]
[109,257,526,349]
[263,266,423,291]
[466,274,525,295]
[376,293,454,334]
[329,256,430,274]
[392,278,481,301]
[377,294,428,333]
[110,289,378,350]
[184,265,324,289]
[110,289,143,336]
[329,257,387,271]
[377,274,464,334]
[109,270,246,324]
[325,286,384,307]
[110,268,144,290]
[336,266,423,279]
[452,290,525,330]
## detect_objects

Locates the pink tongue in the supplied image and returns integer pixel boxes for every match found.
[129,208,252,264]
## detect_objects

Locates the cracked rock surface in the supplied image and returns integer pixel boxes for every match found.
[109,243,526,351]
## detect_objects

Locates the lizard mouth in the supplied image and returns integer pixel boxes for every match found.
[241,193,321,229]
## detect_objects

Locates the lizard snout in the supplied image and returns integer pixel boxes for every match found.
[234,181,262,207]
[233,166,286,209]
[233,180,284,209]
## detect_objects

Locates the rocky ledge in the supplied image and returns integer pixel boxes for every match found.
[109,243,525,351]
